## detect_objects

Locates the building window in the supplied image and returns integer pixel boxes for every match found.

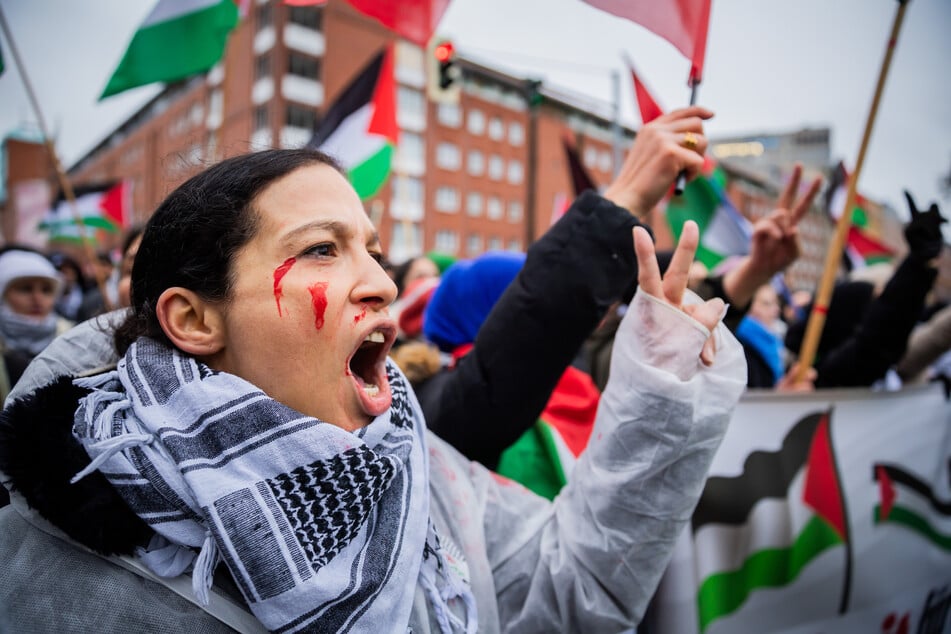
[466,192,483,217]
[286,103,316,129]
[390,175,423,210]
[435,142,460,170]
[488,236,502,251]
[255,53,271,80]
[435,230,459,255]
[398,87,425,124]
[488,116,504,141]
[508,200,523,223]
[509,121,524,146]
[507,159,523,185]
[466,233,483,256]
[487,196,502,220]
[254,105,269,132]
[256,3,272,30]
[396,131,424,169]
[287,5,321,30]
[435,186,459,213]
[507,238,522,252]
[390,222,422,257]
[467,150,484,176]
[488,154,504,181]
[288,52,319,79]
[598,150,612,173]
[437,103,462,128]
[467,109,485,135]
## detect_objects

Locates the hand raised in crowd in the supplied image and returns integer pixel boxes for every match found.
[903,190,947,264]
[723,163,822,307]
[634,220,726,366]
[604,106,714,218]
[775,362,817,393]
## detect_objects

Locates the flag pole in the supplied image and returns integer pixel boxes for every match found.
[0,5,115,312]
[672,79,699,196]
[795,0,910,381]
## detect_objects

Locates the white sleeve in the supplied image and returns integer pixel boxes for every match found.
[486,288,747,632]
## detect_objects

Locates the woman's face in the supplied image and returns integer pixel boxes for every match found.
[4,277,58,318]
[208,164,398,431]
[749,285,780,325]
[402,257,439,292]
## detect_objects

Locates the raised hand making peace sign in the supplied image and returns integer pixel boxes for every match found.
[633,220,726,366]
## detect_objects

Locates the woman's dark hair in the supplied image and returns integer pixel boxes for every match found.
[114,148,342,354]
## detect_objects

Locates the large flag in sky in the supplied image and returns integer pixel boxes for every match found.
[583,0,712,83]
[284,0,450,47]
[307,46,398,200]
[826,161,896,270]
[624,55,664,124]
[665,162,753,270]
[693,410,850,632]
[39,182,129,244]
[100,0,239,99]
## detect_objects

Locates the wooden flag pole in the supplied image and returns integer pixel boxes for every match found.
[0,5,115,311]
[795,0,909,381]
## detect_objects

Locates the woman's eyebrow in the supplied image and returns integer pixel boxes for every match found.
[279,220,351,246]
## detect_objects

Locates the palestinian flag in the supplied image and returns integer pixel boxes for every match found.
[665,161,753,270]
[693,409,850,632]
[100,0,239,99]
[39,182,129,244]
[495,366,599,500]
[873,464,951,551]
[307,46,398,200]
[826,161,895,270]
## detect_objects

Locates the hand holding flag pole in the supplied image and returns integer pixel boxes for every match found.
[0,5,115,311]
[794,0,911,382]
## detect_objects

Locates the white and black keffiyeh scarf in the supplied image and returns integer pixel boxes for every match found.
[71,337,476,633]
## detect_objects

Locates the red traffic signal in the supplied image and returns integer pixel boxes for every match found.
[434,41,455,63]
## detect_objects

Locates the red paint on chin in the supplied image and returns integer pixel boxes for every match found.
[308,282,329,330]
[353,307,367,324]
[273,257,297,317]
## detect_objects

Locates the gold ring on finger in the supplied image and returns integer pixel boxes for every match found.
[682,131,699,151]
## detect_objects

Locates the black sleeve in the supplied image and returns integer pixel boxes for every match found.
[422,191,645,467]
[692,274,749,332]
[816,256,938,388]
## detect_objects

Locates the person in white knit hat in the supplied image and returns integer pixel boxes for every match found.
[0,248,73,400]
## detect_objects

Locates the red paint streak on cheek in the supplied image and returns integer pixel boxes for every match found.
[272,257,296,317]
[353,307,367,325]
[307,282,329,330]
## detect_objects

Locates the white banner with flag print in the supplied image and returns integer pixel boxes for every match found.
[648,383,951,634]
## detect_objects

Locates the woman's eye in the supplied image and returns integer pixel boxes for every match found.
[369,251,384,265]
[303,243,336,258]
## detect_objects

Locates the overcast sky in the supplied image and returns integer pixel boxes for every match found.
[1,0,949,218]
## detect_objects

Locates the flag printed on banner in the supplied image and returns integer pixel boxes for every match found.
[582,0,712,83]
[692,410,851,632]
[39,182,129,244]
[100,0,239,99]
[826,161,896,270]
[284,0,450,47]
[873,464,951,552]
[623,55,664,124]
[307,46,398,200]
[665,162,753,270]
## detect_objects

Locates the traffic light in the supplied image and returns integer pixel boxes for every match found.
[427,38,460,103]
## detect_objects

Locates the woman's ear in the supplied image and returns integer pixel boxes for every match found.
[155,287,226,357]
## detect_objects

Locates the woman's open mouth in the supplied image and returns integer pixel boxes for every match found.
[347,326,395,417]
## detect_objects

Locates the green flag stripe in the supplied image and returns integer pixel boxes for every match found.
[536,422,569,486]
[697,515,842,631]
[347,143,392,200]
[874,505,951,551]
[40,217,120,232]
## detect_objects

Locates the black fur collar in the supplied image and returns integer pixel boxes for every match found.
[0,376,152,555]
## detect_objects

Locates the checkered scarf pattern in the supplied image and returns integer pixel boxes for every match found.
[71,337,475,633]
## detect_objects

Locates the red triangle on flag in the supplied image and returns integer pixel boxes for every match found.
[366,45,399,146]
[877,465,896,521]
[802,412,848,541]
[98,181,128,229]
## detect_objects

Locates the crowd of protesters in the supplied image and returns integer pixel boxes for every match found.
[0,104,948,632]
